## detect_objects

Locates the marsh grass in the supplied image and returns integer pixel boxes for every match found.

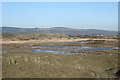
[2,50,118,78]
[2,36,119,78]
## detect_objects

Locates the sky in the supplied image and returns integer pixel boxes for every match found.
[2,2,118,31]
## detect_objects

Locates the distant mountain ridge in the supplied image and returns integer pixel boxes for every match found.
[1,27,118,35]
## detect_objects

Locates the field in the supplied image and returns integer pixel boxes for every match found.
[2,34,119,78]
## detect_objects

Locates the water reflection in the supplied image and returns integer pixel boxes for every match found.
[0,51,8,53]
[46,41,86,44]
[32,49,59,54]
[31,41,119,55]
[31,46,119,50]
[32,49,87,55]
[76,47,119,50]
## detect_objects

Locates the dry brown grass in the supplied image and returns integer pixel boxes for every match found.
[2,38,118,44]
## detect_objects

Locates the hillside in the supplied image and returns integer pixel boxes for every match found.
[1,27,118,35]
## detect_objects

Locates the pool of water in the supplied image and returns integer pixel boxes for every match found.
[30,41,119,55]
[32,49,87,55]
[0,51,8,53]
[46,41,86,44]
[31,46,119,55]
[31,46,69,49]
[32,49,59,54]
[31,46,119,50]
[75,47,119,50]
[63,41,86,44]
[40,46,68,49]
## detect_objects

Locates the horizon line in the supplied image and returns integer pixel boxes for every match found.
[1,26,118,31]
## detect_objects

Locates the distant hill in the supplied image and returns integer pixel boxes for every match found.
[1,27,118,35]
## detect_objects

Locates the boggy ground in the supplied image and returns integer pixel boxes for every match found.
[2,39,119,78]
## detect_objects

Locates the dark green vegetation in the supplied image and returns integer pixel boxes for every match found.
[1,27,118,35]
[2,36,119,78]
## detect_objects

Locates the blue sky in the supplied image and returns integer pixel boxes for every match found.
[2,2,118,31]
